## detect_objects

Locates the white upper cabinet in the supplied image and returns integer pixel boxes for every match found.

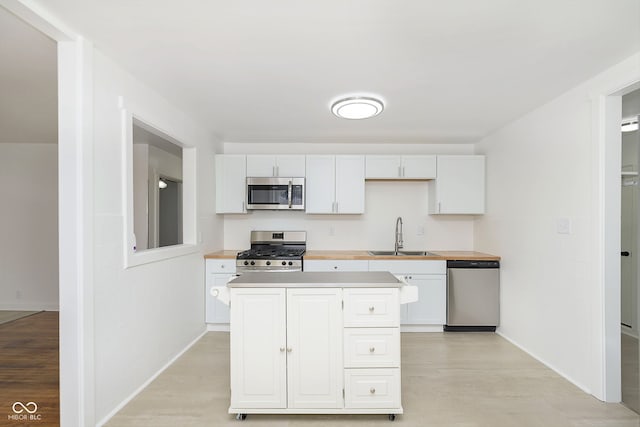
[215,154,247,214]
[428,155,485,215]
[246,155,305,177]
[365,155,436,179]
[306,155,365,214]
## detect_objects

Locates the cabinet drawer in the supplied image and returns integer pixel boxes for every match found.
[206,259,236,274]
[344,368,401,409]
[343,289,399,327]
[344,328,400,368]
[304,260,369,272]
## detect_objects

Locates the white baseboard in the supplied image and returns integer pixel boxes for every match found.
[96,328,208,427]
[0,303,59,311]
[207,323,230,332]
[622,324,638,338]
[496,330,592,396]
[400,325,444,332]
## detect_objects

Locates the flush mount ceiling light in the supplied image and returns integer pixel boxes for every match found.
[158,178,168,189]
[622,118,639,133]
[331,96,384,120]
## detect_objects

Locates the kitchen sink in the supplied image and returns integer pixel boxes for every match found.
[367,250,439,257]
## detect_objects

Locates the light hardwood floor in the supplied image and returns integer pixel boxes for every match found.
[622,333,639,413]
[106,332,639,427]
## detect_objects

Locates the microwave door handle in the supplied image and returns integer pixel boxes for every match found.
[288,180,293,208]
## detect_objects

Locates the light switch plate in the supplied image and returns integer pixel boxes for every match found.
[556,217,572,234]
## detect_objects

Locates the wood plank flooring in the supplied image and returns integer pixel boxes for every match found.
[0,311,59,427]
[106,332,640,427]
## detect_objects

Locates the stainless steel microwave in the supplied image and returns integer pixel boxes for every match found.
[246,177,305,210]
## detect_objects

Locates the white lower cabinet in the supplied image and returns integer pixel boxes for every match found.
[401,274,446,325]
[205,260,235,324]
[229,286,403,418]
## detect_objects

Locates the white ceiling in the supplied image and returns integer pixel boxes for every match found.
[0,6,57,144]
[6,0,640,145]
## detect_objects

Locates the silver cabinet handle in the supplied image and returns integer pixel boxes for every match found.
[280,347,285,352]
[402,166,406,177]
[287,347,292,352]
[333,266,338,270]
[369,306,375,312]
[370,387,376,394]
[369,347,375,353]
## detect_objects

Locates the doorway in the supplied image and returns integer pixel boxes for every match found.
[621,89,640,413]
[0,4,59,424]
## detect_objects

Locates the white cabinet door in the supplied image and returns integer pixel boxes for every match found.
[230,288,287,409]
[246,155,277,177]
[403,274,446,324]
[429,155,485,214]
[365,155,401,179]
[276,155,306,177]
[366,155,436,179]
[305,155,336,213]
[401,155,436,179]
[205,274,232,323]
[246,155,305,177]
[304,259,369,272]
[215,155,246,213]
[335,155,365,214]
[286,288,343,408]
[306,155,365,214]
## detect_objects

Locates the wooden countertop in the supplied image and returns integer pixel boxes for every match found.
[204,250,241,259]
[204,249,500,261]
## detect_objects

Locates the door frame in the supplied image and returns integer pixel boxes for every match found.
[597,74,640,402]
[0,1,95,425]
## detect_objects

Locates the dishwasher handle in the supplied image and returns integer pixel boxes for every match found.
[447,260,500,269]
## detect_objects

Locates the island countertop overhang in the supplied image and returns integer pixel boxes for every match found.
[227,271,403,288]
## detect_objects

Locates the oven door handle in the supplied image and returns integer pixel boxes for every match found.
[288,180,293,208]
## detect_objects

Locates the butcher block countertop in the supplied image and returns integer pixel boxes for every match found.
[204,250,500,261]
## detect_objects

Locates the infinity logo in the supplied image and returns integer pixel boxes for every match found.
[12,402,38,414]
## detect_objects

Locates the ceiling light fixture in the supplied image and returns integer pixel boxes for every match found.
[331,96,384,120]
[158,178,168,189]
[622,118,639,133]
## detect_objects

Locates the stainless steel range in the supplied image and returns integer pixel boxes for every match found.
[236,231,306,273]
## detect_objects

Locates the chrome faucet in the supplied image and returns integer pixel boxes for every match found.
[394,216,403,255]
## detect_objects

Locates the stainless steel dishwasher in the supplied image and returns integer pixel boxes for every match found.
[444,260,500,332]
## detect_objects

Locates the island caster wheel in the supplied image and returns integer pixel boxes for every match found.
[236,413,247,421]
[388,414,396,421]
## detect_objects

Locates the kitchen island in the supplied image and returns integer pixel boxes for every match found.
[224,271,412,421]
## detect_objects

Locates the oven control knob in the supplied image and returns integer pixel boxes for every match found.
[250,261,255,266]
[244,261,249,266]
[288,261,293,266]
[282,261,286,266]
[266,261,271,266]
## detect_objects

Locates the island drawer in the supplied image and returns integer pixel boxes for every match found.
[343,288,399,327]
[344,328,400,368]
[304,259,369,272]
[344,368,401,409]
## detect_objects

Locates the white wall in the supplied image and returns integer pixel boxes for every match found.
[223,142,476,250]
[0,143,58,310]
[474,52,640,398]
[91,49,222,423]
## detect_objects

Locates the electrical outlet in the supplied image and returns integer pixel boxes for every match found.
[329,226,335,236]
[417,226,425,236]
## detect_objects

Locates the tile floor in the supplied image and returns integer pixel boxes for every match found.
[106,332,639,427]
